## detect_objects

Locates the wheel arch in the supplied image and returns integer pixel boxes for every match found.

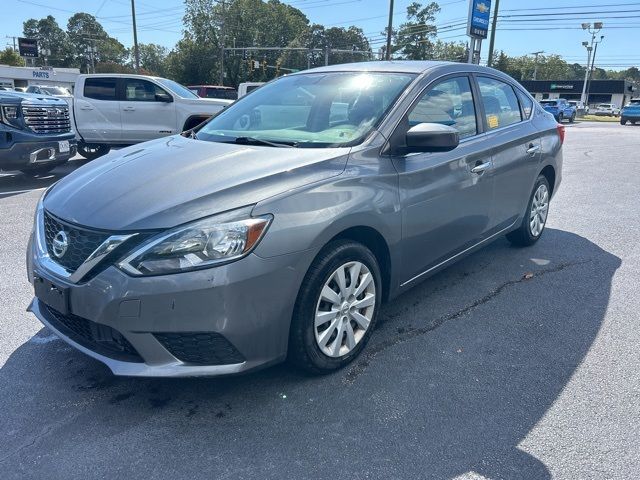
[540,164,556,197]
[182,115,211,132]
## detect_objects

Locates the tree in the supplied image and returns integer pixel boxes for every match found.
[383,2,440,60]
[22,15,73,67]
[0,47,25,66]
[137,43,168,76]
[430,40,466,62]
[66,13,128,72]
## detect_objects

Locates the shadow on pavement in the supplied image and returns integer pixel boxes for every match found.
[0,159,89,199]
[0,229,621,479]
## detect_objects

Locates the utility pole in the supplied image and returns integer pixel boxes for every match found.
[531,51,544,80]
[131,0,140,73]
[486,0,500,67]
[324,45,329,66]
[385,0,394,60]
[219,0,226,85]
[580,22,603,108]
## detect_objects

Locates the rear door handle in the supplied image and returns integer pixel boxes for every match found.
[471,161,492,174]
[527,144,541,155]
[79,106,93,111]
[122,106,135,111]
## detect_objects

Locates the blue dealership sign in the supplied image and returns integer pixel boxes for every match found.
[467,0,492,39]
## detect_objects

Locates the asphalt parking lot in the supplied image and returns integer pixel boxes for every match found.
[1,122,639,479]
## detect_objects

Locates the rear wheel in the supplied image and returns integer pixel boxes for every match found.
[289,240,382,374]
[77,143,110,160]
[506,175,551,247]
[557,113,564,123]
[569,112,576,123]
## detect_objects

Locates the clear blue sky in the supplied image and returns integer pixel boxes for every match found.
[2,0,638,70]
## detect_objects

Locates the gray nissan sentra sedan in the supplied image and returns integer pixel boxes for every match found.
[26,61,563,377]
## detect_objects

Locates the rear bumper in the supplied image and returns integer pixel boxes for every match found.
[0,130,76,170]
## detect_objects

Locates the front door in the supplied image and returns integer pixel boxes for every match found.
[392,75,495,283]
[120,78,177,143]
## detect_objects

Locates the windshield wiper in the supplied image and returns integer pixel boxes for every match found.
[232,136,298,148]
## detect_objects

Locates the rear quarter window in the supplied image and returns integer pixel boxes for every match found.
[84,77,117,100]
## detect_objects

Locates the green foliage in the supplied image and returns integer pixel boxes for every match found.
[0,47,25,66]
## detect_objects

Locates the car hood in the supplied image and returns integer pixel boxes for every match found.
[44,135,349,231]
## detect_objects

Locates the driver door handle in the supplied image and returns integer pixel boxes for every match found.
[527,144,541,155]
[122,106,136,112]
[471,161,492,174]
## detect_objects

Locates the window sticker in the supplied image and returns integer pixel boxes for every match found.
[487,114,500,129]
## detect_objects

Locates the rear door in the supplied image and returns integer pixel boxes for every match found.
[119,77,177,143]
[393,75,496,282]
[475,76,540,228]
[74,77,122,143]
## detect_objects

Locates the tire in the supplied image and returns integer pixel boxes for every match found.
[19,162,65,176]
[506,175,551,247]
[557,113,564,123]
[632,121,637,125]
[569,112,576,123]
[77,143,110,160]
[621,117,628,125]
[288,240,382,374]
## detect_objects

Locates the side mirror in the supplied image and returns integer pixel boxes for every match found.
[156,92,173,103]
[405,123,460,153]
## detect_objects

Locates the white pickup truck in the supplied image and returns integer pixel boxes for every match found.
[72,74,232,159]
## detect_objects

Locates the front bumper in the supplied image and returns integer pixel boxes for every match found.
[0,133,77,170]
[27,236,313,377]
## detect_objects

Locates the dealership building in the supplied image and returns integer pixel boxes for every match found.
[0,65,80,91]
[520,79,638,108]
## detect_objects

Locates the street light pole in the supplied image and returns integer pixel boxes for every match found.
[531,51,544,80]
[580,22,603,109]
[385,0,394,60]
[585,35,604,108]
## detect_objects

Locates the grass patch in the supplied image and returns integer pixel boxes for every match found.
[580,115,620,123]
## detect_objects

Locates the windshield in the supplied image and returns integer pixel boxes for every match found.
[43,86,71,95]
[629,100,640,105]
[197,72,417,148]
[156,78,199,99]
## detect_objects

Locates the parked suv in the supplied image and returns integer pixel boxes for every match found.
[539,99,576,123]
[594,103,621,117]
[620,99,640,125]
[72,74,232,159]
[27,61,563,377]
[1,90,76,175]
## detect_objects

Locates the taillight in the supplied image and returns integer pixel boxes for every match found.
[557,124,565,145]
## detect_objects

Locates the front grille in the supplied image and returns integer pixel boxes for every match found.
[22,105,71,134]
[44,305,143,363]
[44,211,110,272]
[154,332,245,365]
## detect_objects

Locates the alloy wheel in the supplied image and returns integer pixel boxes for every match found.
[314,261,376,358]
[529,184,549,237]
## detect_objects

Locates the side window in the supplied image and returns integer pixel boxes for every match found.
[516,90,534,119]
[408,76,477,139]
[84,77,117,101]
[478,77,523,130]
[124,79,169,102]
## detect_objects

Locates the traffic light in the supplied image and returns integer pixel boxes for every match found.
[247,58,254,73]
[275,59,282,76]
[261,59,267,73]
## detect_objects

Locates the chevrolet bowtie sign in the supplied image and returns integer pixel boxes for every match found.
[467,0,492,39]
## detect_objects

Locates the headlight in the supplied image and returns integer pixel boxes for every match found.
[118,209,272,276]
[1,105,20,127]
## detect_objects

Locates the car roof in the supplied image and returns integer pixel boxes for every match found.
[296,60,454,75]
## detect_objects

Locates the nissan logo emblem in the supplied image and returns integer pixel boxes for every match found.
[52,231,69,258]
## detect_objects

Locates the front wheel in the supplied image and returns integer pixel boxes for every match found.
[288,240,382,374]
[569,112,576,123]
[77,143,110,160]
[506,175,551,247]
[557,113,564,123]
[621,117,628,125]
